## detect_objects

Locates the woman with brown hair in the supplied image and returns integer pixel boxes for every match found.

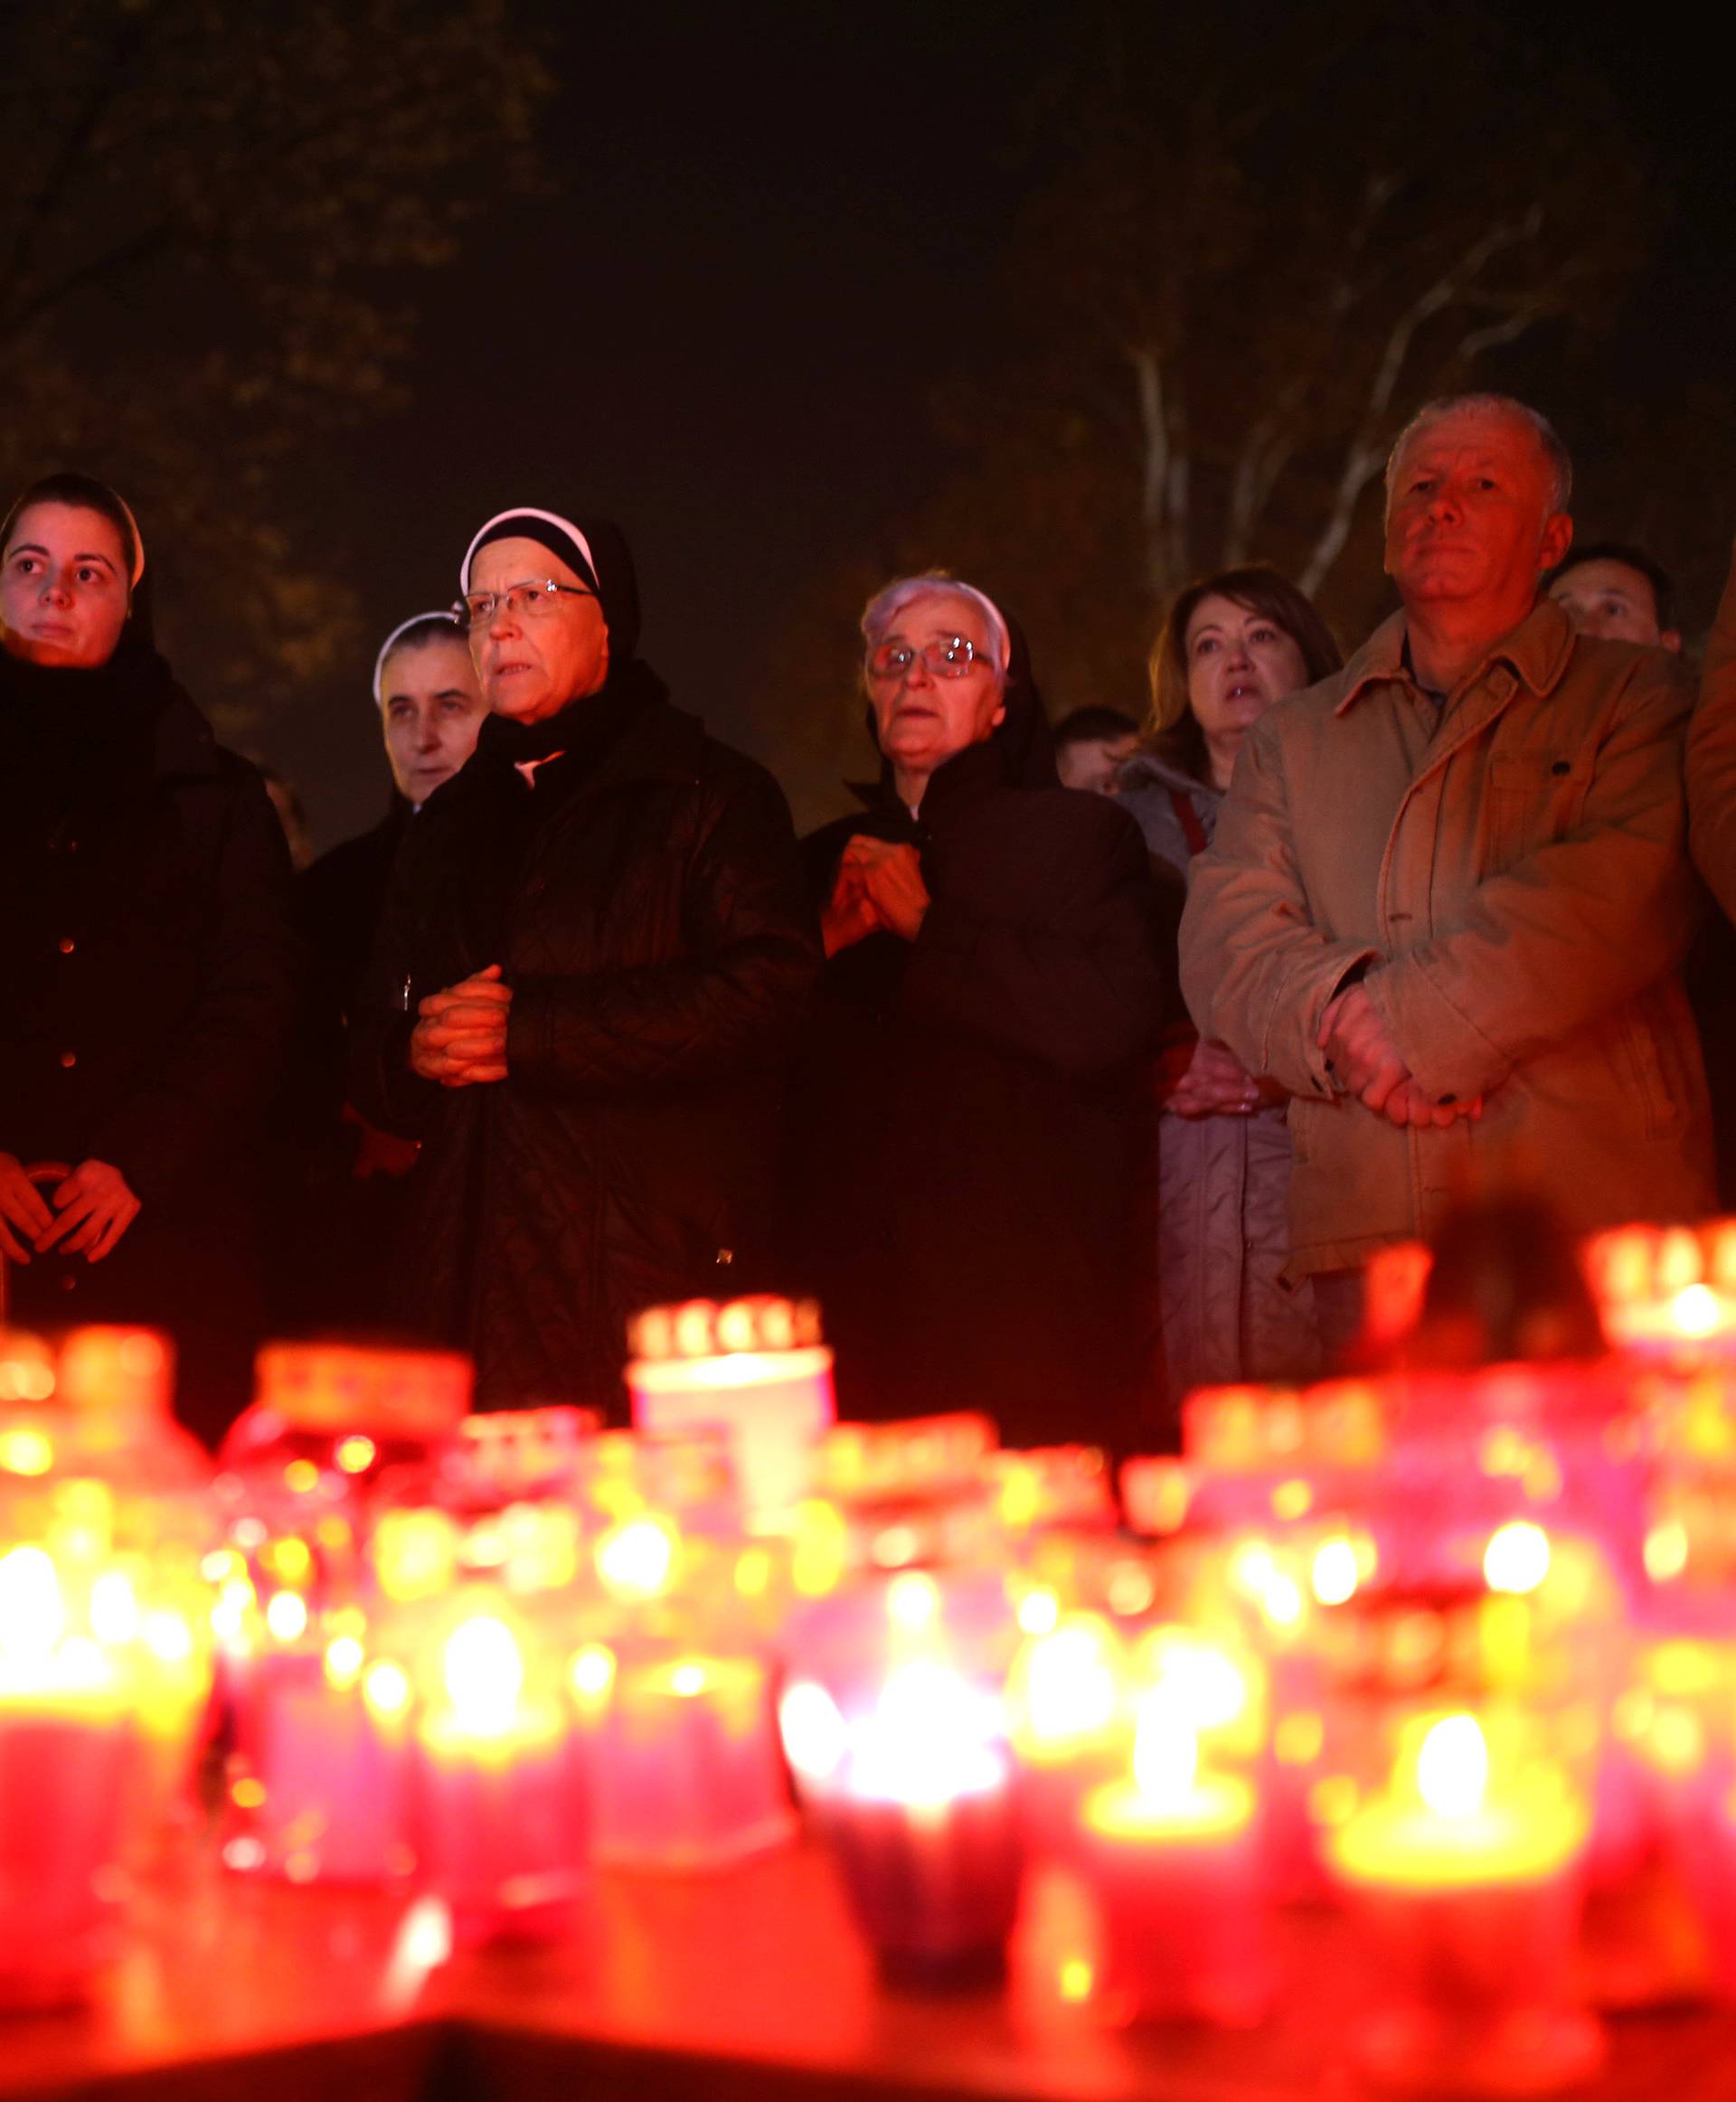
[1118,565,1342,1405]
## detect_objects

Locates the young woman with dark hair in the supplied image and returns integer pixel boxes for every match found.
[1118,565,1343,1408]
[0,472,300,1440]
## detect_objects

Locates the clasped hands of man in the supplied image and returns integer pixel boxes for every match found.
[1317,980,1483,1129]
[411,963,513,1088]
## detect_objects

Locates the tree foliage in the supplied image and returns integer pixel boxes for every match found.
[0,0,549,731]
[752,3,1672,831]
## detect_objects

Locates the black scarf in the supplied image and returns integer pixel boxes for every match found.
[0,631,167,827]
[473,661,660,778]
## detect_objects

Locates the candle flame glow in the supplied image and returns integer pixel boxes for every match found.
[596,1515,678,1601]
[142,1609,194,1665]
[1019,1618,1120,1743]
[1144,1630,1248,1730]
[265,1590,308,1644]
[0,1545,63,1662]
[1016,1587,1061,1636]
[850,1660,1004,1805]
[1131,1700,1198,1803]
[441,1617,524,1734]
[1416,1712,1488,1819]
[570,1643,616,1701]
[1484,1521,1551,1595]
[885,1570,941,1631]
[1671,1283,1725,1338]
[0,1428,54,1476]
[1310,1536,1360,1606]
[89,1570,140,1646]
[324,1635,365,1688]
[363,1660,411,1718]
[778,1679,848,1784]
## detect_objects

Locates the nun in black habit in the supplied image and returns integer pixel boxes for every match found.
[0,471,301,1442]
[782,573,1169,1450]
[352,506,821,1414]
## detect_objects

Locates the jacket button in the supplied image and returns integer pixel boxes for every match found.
[58,937,75,955]
[1551,761,1570,777]
[60,1051,77,1069]
[1439,1092,1457,1105]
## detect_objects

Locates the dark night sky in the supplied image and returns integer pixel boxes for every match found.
[259,3,1064,850]
[253,0,1736,853]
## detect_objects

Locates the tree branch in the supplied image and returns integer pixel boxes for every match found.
[1298,204,1545,595]
[0,14,158,329]
[0,225,182,348]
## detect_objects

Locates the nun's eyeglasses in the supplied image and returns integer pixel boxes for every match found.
[455,579,597,628]
[865,636,990,680]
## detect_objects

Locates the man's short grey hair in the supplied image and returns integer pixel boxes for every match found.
[1384,393,1573,514]
[860,572,1011,676]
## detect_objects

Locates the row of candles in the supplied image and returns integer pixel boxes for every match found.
[5,1223,1736,2091]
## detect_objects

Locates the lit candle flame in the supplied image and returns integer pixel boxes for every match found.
[1019,1617,1119,1743]
[778,1679,848,1784]
[1416,1712,1488,1819]
[1483,1521,1551,1595]
[595,1515,678,1601]
[850,1660,1004,1805]
[0,1545,64,1664]
[441,1616,524,1735]
[1131,1700,1198,1804]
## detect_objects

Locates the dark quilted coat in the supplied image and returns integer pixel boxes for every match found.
[782,674,1170,1454]
[352,665,821,1413]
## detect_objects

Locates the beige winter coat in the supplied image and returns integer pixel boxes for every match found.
[1688,539,1736,923]
[1180,598,1712,1277]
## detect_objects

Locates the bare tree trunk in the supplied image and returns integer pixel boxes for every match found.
[1132,342,1190,602]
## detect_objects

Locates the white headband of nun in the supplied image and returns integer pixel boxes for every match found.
[372,610,465,706]
[114,492,146,587]
[460,506,597,595]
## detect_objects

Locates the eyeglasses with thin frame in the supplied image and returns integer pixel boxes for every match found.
[455,579,597,629]
[865,635,993,681]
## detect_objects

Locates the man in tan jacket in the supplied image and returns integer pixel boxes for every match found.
[1181,392,1712,1343]
[1689,549,1736,923]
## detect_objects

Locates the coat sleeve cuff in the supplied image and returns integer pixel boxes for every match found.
[1270,941,1383,1098]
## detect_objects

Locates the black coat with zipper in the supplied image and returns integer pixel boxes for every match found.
[352,665,822,1414]
[0,666,301,1440]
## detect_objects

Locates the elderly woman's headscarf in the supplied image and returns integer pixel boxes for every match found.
[461,507,642,664]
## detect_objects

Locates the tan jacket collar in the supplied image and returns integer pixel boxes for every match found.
[1335,597,1577,716]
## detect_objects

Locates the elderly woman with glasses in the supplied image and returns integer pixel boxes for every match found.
[352,505,820,1414]
[783,571,1168,1448]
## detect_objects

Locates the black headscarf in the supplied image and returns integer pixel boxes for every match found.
[461,507,659,770]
